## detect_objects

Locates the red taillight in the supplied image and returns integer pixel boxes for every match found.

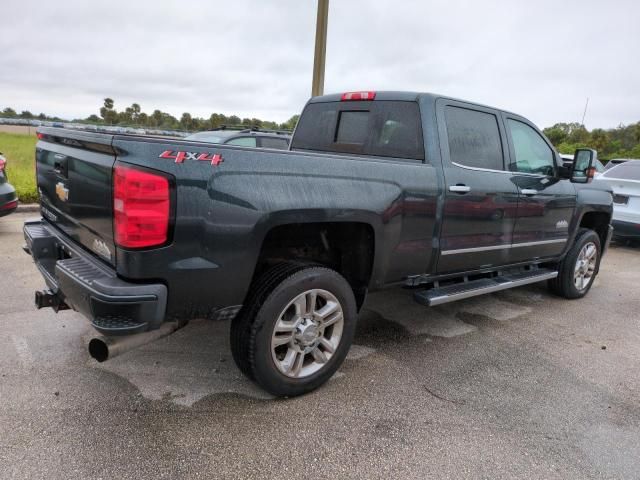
[36,133,44,140]
[113,164,171,249]
[0,157,6,172]
[340,91,376,101]
[1,200,17,211]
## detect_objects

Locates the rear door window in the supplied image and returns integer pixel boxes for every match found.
[291,101,424,160]
[444,106,504,171]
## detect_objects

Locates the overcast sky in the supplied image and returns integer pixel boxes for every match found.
[1,0,638,128]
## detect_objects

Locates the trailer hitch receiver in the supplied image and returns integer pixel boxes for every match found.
[35,289,69,312]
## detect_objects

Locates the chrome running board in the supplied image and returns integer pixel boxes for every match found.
[413,269,558,307]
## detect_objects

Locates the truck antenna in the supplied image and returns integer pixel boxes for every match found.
[580,97,589,126]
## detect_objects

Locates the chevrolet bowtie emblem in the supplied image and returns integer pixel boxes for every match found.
[55,182,69,202]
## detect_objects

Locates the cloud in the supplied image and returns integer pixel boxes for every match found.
[0,0,638,128]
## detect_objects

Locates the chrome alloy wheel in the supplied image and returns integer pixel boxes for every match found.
[574,241,597,291]
[271,289,344,379]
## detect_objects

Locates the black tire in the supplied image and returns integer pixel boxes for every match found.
[548,228,601,299]
[231,262,308,380]
[230,263,357,397]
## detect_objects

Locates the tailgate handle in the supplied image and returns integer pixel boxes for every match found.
[54,154,68,176]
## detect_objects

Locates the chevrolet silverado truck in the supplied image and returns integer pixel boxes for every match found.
[24,91,613,396]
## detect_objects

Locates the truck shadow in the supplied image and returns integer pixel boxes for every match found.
[610,238,640,251]
[91,319,273,405]
[92,284,551,406]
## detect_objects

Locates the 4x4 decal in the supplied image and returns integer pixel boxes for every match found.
[159,150,223,166]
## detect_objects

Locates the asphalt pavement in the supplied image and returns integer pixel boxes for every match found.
[1,212,639,479]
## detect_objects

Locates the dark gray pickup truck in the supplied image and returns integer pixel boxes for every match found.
[24,91,613,396]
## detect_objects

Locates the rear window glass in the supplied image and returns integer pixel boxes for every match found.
[602,161,640,180]
[291,101,424,160]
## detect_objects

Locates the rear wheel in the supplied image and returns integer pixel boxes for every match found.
[548,228,601,299]
[231,264,357,397]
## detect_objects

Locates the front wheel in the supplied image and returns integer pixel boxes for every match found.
[548,228,601,299]
[231,264,357,397]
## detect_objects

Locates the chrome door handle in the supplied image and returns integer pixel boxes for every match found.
[449,185,471,193]
[521,189,538,195]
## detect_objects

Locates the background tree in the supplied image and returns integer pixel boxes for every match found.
[589,129,611,155]
[131,103,141,123]
[99,98,117,125]
[180,112,193,130]
[281,114,300,131]
[542,125,568,145]
[151,109,163,127]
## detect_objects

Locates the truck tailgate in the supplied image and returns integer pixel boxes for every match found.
[36,128,117,265]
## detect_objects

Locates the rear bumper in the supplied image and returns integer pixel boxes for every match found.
[0,181,18,217]
[23,219,167,335]
[612,219,640,239]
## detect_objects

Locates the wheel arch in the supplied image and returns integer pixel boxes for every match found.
[578,210,611,249]
[253,221,376,310]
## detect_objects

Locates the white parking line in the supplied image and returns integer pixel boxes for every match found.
[347,344,375,360]
[11,335,34,368]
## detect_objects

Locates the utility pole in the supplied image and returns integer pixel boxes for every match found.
[311,0,329,97]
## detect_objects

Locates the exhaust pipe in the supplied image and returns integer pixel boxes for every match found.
[88,322,180,362]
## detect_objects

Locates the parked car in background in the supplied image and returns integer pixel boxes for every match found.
[0,153,18,217]
[184,126,291,149]
[594,160,640,240]
[604,158,635,171]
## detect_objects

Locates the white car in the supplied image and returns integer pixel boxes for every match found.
[593,160,640,240]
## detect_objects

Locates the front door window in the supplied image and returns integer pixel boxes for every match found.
[507,119,555,176]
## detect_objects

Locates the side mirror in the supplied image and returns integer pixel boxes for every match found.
[571,148,598,183]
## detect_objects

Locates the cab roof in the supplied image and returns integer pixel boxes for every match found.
[308,91,519,117]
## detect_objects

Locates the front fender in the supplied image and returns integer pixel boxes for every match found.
[568,184,613,250]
